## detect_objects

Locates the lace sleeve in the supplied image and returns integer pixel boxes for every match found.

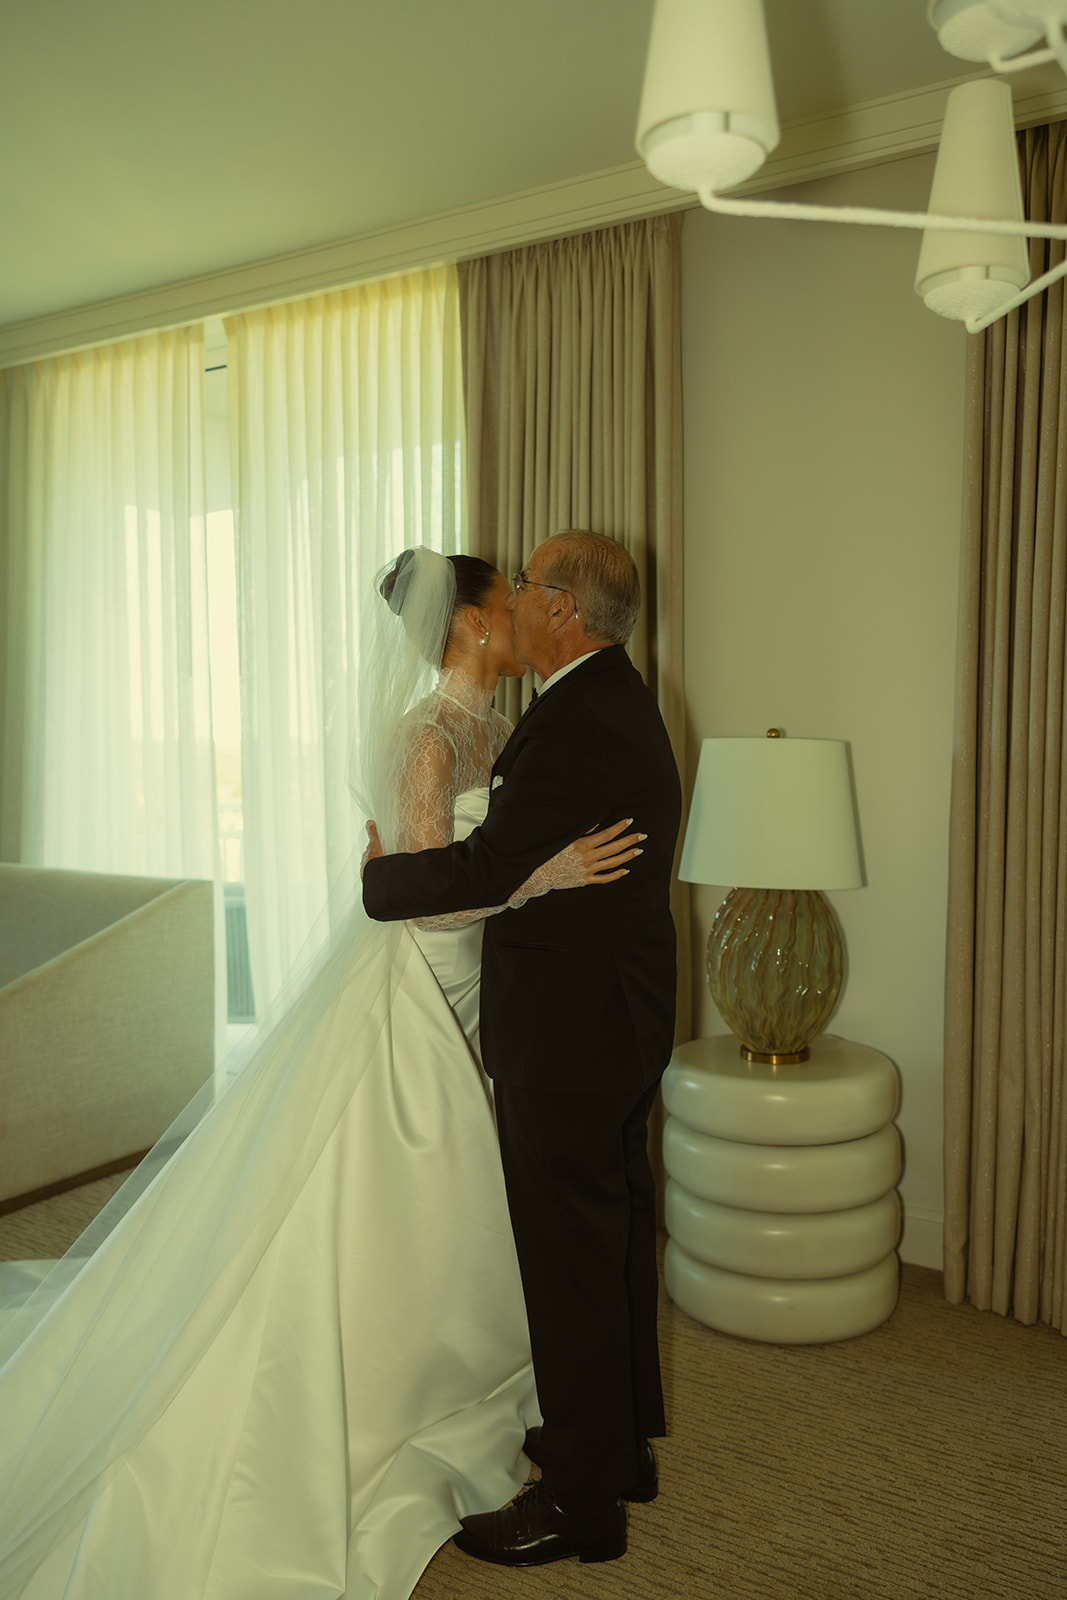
[413,841,588,930]
[405,701,587,932]
[394,722,456,855]
[395,720,493,932]
[506,842,587,906]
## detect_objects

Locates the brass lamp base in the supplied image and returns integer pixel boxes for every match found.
[740,1044,811,1065]
[707,887,844,1062]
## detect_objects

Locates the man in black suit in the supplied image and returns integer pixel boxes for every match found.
[362,531,681,1567]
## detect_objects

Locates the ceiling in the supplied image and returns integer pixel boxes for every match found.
[0,0,1038,331]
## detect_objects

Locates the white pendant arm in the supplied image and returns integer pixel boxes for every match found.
[1046,17,1067,74]
[697,188,1067,243]
[988,43,1057,71]
[965,253,1067,331]
[989,19,1067,76]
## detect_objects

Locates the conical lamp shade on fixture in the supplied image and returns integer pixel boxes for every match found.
[915,78,1030,321]
[635,0,780,195]
[927,0,1045,63]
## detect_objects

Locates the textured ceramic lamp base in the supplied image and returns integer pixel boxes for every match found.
[707,886,844,1062]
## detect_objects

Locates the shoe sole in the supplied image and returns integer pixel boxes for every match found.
[623,1482,658,1504]
[453,1532,627,1566]
[580,1540,628,1564]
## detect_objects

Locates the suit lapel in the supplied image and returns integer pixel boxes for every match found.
[492,647,631,784]
[510,686,541,733]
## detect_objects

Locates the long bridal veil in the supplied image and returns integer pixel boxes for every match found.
[0,548,468,1595]
[348,546,457,855]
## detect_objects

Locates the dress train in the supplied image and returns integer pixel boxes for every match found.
[1,792,536,1600]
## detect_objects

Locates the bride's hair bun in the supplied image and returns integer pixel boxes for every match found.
[379,550,415,613]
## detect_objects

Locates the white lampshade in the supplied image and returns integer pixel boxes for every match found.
[915,79,1030,322]
[679,736,863,890]
[635,0,780,195]
[927,0,1044,63]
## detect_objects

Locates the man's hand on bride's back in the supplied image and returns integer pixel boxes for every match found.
[574,818,645,885]
[362,821,384,879]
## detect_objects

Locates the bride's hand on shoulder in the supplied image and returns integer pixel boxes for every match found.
[573,818,645,885]
[361,821,384,879]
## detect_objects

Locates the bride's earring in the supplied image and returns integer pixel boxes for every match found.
[479,631,490,647]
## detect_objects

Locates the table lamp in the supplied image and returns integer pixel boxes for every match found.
[679,731,863,1063]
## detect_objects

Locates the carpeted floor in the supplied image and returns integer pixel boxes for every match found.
[0,1172,131,1260]
[3,1189,1064,1600]
[414,1261,1067,1600]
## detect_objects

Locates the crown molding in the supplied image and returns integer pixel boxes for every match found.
[741,68,1067,193]
[0,165,678,371]
[2,72,1065,371]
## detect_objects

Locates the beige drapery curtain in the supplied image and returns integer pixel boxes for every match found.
[456,215,691,1175]
[944,121,1067,1331]
[457,215,684,737]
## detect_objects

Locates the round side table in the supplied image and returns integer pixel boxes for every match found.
[662,1033,902,1343]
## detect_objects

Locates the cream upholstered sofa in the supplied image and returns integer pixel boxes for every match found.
[0,864,215,1208]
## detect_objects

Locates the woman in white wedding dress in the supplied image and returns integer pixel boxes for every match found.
[0,548,636,1600]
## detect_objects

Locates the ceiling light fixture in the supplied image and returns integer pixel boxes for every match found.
[929,0,1067,76]
[635,0,1067,333]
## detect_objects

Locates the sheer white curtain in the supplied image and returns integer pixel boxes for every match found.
[225,266,464,1008]
[0,328,218,883]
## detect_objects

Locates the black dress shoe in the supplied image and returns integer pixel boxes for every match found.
[522,1425,659,1504]
[453,1480,626,1567]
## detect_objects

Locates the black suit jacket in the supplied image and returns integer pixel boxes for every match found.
[362,646,681,1093]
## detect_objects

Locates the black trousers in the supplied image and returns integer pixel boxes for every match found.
[493,1079,665,1512]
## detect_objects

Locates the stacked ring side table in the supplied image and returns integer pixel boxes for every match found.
[662,1033,901,1343]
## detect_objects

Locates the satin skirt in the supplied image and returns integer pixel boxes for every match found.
[2,794,536,1600]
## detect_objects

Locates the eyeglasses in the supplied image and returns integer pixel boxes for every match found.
[513,570,569,595]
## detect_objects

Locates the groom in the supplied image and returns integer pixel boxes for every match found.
[362,530,681,1566]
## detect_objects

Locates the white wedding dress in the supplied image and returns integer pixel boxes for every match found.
[0,767,540,1599]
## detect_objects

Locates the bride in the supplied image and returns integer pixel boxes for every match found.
[0,547,639,1600]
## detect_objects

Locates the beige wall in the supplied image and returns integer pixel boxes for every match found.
[680,152,968,1269]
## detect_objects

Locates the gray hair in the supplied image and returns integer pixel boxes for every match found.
[541,531,641,645]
